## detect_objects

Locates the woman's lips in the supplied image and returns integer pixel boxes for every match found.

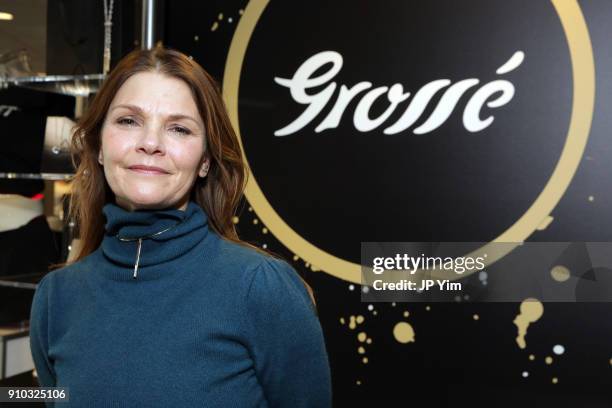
[127,165,170,175]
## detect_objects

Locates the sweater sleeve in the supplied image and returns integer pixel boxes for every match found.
[244,258,332,408]
[29,275,57,387]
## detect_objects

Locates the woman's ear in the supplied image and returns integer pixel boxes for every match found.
[199,158,210,177]
[98,150,104,165]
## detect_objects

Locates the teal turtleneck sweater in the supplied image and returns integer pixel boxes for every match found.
[29,201,332,407]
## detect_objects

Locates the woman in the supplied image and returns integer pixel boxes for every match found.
[29,45,332,407]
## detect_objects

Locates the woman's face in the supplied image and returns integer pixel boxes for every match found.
[99,71,209,211]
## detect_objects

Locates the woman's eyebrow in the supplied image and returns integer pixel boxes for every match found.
[110,104,202,127]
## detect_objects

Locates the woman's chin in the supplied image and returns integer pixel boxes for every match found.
[116,194,174,211]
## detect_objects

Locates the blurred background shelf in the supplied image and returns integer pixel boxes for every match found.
[0,172,74,181]
[0,273,46,290]
[0,74,106,97]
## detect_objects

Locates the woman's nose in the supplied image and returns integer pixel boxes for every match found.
[136,124,165,155]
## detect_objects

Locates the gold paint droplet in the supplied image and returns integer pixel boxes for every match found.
[551,265,571,282]
[358,346,365,354]
[426,305,431,311]
[609,358,612,366]
[356,380,361,385]
[231,216,239,224]
[349,316,357,330]
[588,195,594,202]
[521,298,544,320]
[529,354,535,361]
[253,218,259,225]
[552,377,558,384]
[357,332,367,342]
[262,227,268,234]
[293,255,299,261]
[356,315,364,324]
[305,262,310,267]
[403,311,409,318]
[218,13,224,20]
[239,9,244,15]
[310,265,319,272]
[373,310,378,316]
[339,317,345,325]
[514,298,544,349]
[210,21,219,31]
[473,314,479,321]
[366,338,372,344]
[393,321,415,344]
[391,302,396,307]
[362,357,369,364]
[248,206,253,212]
[545,356,553,365]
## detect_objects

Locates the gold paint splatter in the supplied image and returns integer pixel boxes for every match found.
[545,356,553,365]
[310,265,319,272]
[210,21,219,31]
[358,346,365,354]
[537,215,554,230]
[253,218,259,225]
[362,357,369,364]
[339,317,345,325]
[239,9,244,15]
[551,265,571,282]
[588,195,594,202]
[393,322,415,344]
[373,310,378,316]
[366,338,372,344]
[356,315,364,324]
[262,227,268,234]
[609,358,612,366]
[426,305,431,311]
[513,298,544,349]
[357,332,367,342]
[403,311,409,318]
[194,35,199,41]
[231,216,239,224]
[218,13,224,20]
[473,314,479,321]
[529,354,535,361]
[552,377,558,384]
[305,262,310,267]
[293,255,299,261]
[391,302,396,307]
[349,315,356,330]
[248,206,253,212]
[356,380,361,385]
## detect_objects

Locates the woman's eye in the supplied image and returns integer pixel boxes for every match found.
[171,126,191,135]
[117,118,137,126]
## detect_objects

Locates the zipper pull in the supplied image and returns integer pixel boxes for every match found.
[133,238,142,280]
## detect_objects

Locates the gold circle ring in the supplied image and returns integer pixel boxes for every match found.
[223,0,595,283]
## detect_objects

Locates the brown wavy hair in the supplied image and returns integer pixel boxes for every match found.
[59,44,315,306]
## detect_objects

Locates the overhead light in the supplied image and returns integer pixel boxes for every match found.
[0,12,14,21]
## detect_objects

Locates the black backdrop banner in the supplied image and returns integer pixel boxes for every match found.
[166,1,612,405]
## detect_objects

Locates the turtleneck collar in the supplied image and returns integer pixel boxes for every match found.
[99,200,209,281]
